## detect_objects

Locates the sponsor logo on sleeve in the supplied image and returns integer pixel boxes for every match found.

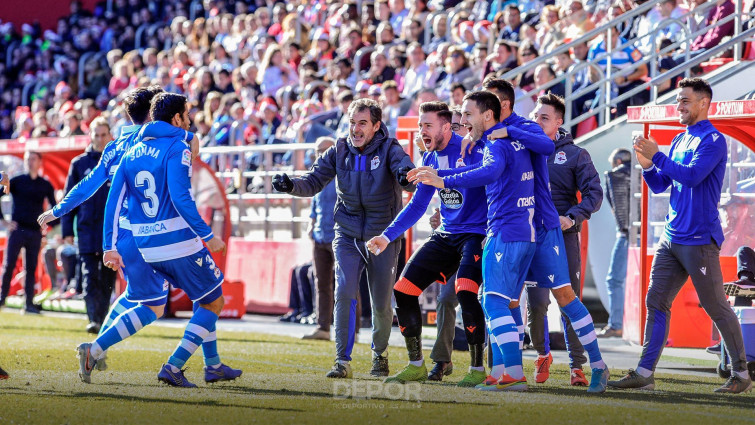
[181,149,191,167]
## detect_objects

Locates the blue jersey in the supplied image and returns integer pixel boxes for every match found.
[441,123,537,242]
[643,120,726,246]
[502,112,561,230]
[52,123,190,221]
[382,132,487,241]
[103,125,213,262]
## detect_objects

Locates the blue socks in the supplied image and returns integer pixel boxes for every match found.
[99,292,138,336]
[193,303,221,367]
[168,307,218,369]
[91,304,157,359]
[487,320,505,379]
[510,305,525,350]
[484,294,523,379]
[561,298,606,370]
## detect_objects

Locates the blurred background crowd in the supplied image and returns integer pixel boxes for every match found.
[0,0,743,179]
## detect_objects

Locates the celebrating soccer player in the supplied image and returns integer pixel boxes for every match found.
[366,101,488,387]
[412,91,543,391]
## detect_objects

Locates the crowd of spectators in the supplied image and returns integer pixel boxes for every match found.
[0,0,746,180]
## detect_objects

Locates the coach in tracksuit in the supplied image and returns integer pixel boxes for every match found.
[609,78,751,393]
[272,98,416,379]
[526,93,603,379]
[62,117,117,333]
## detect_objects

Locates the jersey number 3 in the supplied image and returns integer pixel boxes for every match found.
[135,171,160,217]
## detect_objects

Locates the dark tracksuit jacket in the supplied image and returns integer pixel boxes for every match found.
[289,122,416,361]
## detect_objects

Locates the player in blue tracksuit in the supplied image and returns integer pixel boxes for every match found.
[366,101,489,387]
[413,91,537,391]
[38,87,183,375]
[77,93,241,388]
[610,78,751,393]
[486,87,609,392]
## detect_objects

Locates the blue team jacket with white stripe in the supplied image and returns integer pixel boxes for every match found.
[643,120,727,246]
[53,122,190,235]
[103,123,213,262]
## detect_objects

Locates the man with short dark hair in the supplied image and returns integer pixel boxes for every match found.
[367,101,488,386]
[411,90,541,391]
[0,152,56,314]
[611,77,752,393]
[95,92,239,388]
[272,98,416,379]
[483,85,610,392]
[499,4,522,42]
[516,93,605,387]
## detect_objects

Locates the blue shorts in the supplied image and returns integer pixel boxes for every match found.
[525,227,572,290]
[482,234,536,302]
[149,247,224,304]
[117,230,170,306]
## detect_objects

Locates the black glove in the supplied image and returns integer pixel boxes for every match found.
[272,173,293,193]
[396,166,412,186]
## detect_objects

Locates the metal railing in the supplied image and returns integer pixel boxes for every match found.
[501,0,755,131]
[201,143,315,239]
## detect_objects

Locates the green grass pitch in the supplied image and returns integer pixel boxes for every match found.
[0,311,753,425]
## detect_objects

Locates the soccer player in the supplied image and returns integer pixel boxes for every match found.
[486,85,609,392]
[412,91,539,391]
[38,86,181,373]
[272,99,415,379]
[366,101,488,387]
[90,93,240,387]
[609,78,752,393]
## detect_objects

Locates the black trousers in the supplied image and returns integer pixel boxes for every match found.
[80,253,117,324]
[1,227,42,307]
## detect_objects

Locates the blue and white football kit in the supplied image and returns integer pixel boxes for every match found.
[53,122,190,331]
[104,131,222,304]
[103,125,226,375]
[504,112,606,389]
[440,123,536,383]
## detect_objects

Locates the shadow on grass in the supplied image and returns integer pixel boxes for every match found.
[219,385,499,407]
[537,386,755,409]
[1,387,302,412]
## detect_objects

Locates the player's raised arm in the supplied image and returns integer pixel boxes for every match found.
[102,156,128,254]
[40,141,113,228]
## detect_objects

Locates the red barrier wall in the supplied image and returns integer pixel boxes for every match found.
[224,237,313,315]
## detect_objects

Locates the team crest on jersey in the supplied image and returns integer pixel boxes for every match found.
[182,149,191,166]
[439,188,464,209]
[555,151,567,164]
[370,155,380,170]
[456,157,465,168]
